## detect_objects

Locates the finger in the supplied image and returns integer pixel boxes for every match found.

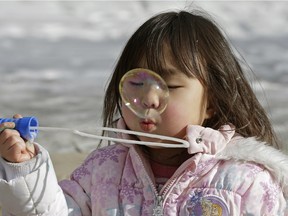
[0,122,16,132]
[0,129,20,146]
[12,147,34,163]
[0,134,24,160]
[5,134,25,150]
[13,114,23,119]
[25,141,36,157]
[5,140,34,163]
[4,142,26,163]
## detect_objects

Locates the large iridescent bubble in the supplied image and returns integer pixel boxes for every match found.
[119,68,169,119]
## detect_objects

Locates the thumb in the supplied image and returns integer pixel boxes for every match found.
[13,114,23,119]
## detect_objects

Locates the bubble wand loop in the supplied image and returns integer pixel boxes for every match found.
[74,127,189,148]
[0,119,189,148]
[37,126,189,148]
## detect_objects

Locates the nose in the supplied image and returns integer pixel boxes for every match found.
[141,88,160,109]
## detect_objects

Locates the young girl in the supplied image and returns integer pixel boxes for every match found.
[1,10,288,216]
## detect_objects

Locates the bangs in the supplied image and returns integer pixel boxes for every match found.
[117,11,210,88]
[141,11,206,82]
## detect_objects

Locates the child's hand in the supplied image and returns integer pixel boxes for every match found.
[0,114,36,163]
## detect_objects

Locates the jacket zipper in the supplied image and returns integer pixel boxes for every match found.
[134,151,180,216]
[153,195,164,216]
[134,152,163,215]
[152,175,179,215]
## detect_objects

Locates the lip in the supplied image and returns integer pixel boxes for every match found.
[139,119,156,132]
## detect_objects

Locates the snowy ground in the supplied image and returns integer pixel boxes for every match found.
[0,1,287,152]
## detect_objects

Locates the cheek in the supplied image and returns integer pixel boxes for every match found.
[121,105,135,125]
[163,99,205,125]
[162,103,189,128]
[163,103,180,117]
[122,103,133,114]
[160,105,188,138]
[164,104,188,122]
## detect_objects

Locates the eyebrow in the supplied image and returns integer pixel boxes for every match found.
[160,68,180,78]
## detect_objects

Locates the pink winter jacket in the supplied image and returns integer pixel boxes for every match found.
[1,120,288,215]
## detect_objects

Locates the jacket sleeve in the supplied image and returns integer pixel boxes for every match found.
[241,169,288,215]
[0,144,69,215]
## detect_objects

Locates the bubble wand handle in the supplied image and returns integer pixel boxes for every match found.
[0,117,39,141]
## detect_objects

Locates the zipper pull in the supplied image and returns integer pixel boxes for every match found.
[153,195,164,216]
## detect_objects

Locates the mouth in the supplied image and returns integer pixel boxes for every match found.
[139,119,156,132]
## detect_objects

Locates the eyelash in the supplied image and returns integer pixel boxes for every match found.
[129,81,143,86]
[168,85,183,89]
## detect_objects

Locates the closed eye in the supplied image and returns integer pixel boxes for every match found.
[129,81,144,86]
[168,85,183,89]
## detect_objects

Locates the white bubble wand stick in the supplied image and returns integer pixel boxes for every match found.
[0,117,189,148]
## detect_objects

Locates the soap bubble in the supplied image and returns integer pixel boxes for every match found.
[119,68,169,119]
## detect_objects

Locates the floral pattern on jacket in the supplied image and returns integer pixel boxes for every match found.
[1,119,288,215]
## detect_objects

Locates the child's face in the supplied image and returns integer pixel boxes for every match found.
[121,55,213,144]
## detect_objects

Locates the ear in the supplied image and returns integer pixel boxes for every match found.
[204,106,215,120]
